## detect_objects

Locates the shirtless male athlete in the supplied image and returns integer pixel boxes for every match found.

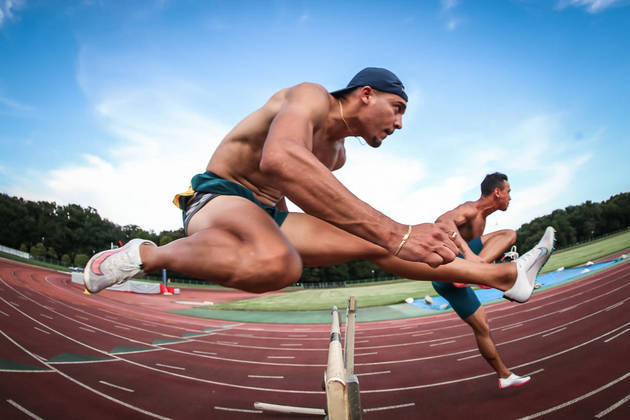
[83,68,554,304]
[433,172,533,389]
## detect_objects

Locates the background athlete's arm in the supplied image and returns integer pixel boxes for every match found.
[435,204,485,263]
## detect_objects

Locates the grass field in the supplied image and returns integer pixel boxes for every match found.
[209,229,630,311]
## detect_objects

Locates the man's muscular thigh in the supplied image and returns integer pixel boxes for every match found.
[281,212,388,266]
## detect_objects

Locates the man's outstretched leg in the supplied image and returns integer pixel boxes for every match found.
[464,307,531,389]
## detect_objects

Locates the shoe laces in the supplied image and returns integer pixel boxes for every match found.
[503,245,519,261]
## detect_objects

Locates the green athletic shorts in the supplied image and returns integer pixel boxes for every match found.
[432,237,484,319]
[176,171,289,234]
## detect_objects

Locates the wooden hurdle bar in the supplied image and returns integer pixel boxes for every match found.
[254,297,361,419]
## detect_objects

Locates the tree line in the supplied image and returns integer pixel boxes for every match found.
[1,191,628,284]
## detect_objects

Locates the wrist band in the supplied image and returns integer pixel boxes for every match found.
[393,225,412,256]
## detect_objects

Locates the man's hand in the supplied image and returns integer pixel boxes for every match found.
[394,222,459,267]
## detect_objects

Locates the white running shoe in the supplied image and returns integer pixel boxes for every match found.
[499,373,531,389]
[83,239,156,293]
[503,226,556,303]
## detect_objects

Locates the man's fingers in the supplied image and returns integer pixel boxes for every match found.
[435,244,457,264]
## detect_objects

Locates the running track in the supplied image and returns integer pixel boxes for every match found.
[0,256,629,419]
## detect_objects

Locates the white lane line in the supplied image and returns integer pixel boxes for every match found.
[430,340,455,347]
[356,370,390,377]
[267,356,294,359]
[595,393,630,418]
[214,406,262,414]
[363,402,415,412]
[605,302,623,311]
[216,341,237,345]
[39,314,53,320]
[355,352,378,357]
[79,327,95,333]
[155,363,186,371]
[522,368,545,377]
[288,335,307,338]
[501,323,523,331]
[558,305,578,313]
[33,327,50,335]
[9,301,19,306]
[457,354,480,361]
[280,343,302,347]
[412,331,433,337]
[6,399,43,420]
[399,326,415,330]
[99,380,135,393]
[604,328,629,343]
[518,372,630,419]
[192,350,217,356]
[248,375,284,379]
[0,309,8,316]
[355,340,370,344]
[542,327,567,338]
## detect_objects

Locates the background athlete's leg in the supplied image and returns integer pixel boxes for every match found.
[463,306,511,378]
[478,229,516,263]
[282,213,516,290]
[140,196,302,293]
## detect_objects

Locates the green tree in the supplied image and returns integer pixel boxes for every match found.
[61,254,71,266]
[74,253,89,268]
[47,247,58,260]
[30,242,47,258]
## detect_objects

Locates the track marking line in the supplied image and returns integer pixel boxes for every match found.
[33,327,50,334]
[605,302,624,311]
[155,363,185,371]
[0,309,8,316]
[412,331,433,337]
[430,340,455,346]
[39,313,53,320]
[280,343,301,346]
[356,370,390,376]
[214,406,262,413]
[355,352,378,357]
[6,399,43,420]
[79,327,95,333]
[501,323,523,331]
[604,328,629,343]
[457,354,480,361]
[518,372,630,419]
[595,393,630,418]
[522,368,545,376]
[363,402,415,412]
[542,327,567,337]
[192,350,217,356]
[248,375,284,379]
[99,380,135,393]
[267,356,294,359]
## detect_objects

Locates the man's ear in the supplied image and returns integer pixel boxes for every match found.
[359,86,374,105]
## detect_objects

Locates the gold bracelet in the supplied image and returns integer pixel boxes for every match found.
[393,225,412,256]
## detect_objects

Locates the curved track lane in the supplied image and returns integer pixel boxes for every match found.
[0,257,628,419]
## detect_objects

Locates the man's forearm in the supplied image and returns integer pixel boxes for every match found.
[261,141,403,251]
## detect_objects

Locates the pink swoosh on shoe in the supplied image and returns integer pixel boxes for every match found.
[90,250,119,275]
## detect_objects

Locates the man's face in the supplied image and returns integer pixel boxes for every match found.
[360,91,406,148]
[497,181,512,211]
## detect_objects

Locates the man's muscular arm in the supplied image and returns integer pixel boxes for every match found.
[259,83,457,267]
[435,204,485,263]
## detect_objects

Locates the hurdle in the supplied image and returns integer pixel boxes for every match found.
[254,297,361,419]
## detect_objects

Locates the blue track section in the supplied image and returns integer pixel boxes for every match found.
[411,258,623,312]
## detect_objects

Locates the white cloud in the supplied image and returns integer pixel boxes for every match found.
[441,0,459,11]
[555,0,627,13]
[446,18,460,31]
[0,0,25,27]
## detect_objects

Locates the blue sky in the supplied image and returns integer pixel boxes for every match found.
[1,0,629,233]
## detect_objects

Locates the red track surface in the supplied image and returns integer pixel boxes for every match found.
[1,256,629,419]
